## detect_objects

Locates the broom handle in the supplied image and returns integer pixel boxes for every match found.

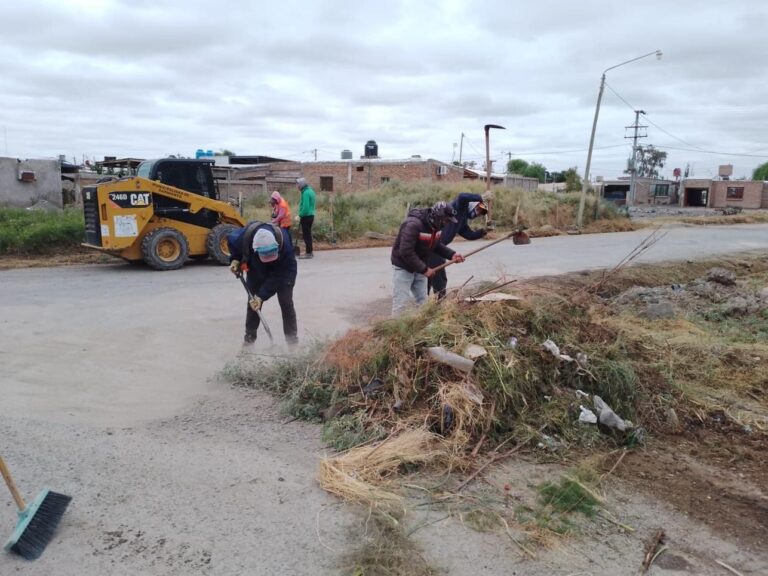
[0,456,27,510]
[431,232,515,273]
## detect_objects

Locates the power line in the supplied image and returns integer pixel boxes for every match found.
[653,144,768,158]
[605,81,766,158]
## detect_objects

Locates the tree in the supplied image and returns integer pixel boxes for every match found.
[752,161,768,181]
[635,145,667,178]
[549,171,567,183]
[507,158,529,174]
[216,149,236,156]
[525,162,546,183]
[564,167,582,192]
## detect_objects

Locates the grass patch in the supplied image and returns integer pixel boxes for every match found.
[321,413,387,451]
[243,180,629,243]
[0,207,85,255]
[537,477,599,517]
[341,512,437,576]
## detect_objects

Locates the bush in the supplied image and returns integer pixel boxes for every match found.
[0,208,85,255]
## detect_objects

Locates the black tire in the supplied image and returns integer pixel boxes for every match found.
[207,223,239,265]
[141,227,189,271]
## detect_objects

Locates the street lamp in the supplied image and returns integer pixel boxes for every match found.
[576,49,662,228]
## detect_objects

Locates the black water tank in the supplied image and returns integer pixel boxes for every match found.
[364,140,378,158]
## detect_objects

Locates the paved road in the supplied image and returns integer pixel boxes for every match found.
[0,222,766,575]
[3,223,766,426]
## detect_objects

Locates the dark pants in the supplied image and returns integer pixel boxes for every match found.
[427,253,447,299]
[283,226,299,255]
[300,215,314,255]
[245,276,298,345]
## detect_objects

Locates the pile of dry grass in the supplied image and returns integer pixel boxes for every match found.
[223,256,768,509]
[318,429,448,509]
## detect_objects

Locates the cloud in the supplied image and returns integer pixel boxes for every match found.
[0,0,766,178]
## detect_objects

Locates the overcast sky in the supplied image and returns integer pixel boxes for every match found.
[2,0,767,180]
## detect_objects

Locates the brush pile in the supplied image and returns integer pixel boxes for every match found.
[224,257,768,508]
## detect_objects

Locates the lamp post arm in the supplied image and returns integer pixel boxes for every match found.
[603,50,662,74]
[576,73,606,228]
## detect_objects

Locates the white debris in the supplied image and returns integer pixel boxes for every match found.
[542,339,574,362]
[465,293,522,302]
[578,405,598,424]
[463,344,488,359]
[593,395,629,432]
[426,346,475,373]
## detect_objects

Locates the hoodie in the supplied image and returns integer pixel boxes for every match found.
[391,208,455,273]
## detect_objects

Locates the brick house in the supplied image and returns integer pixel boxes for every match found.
[680,178,768,209]
[596,177,677,205]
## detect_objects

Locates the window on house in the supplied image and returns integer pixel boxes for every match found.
[726,186,744,200]
[356,166,364,172]
[381,177,390,183]
[652,184,669,197]
[320,176,333,192]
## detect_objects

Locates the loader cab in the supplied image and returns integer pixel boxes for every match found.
[137,158,220,228]
[137,158,219,200]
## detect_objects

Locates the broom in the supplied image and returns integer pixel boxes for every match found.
[0,456,71,560]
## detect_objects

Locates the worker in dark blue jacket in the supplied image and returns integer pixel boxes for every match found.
[427,192,488,298]
[228,221,298,345]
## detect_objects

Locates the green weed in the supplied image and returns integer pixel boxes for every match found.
[0,208,85,255]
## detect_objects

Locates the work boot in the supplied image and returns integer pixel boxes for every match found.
[298,253,313,260]
[243,332,257,347]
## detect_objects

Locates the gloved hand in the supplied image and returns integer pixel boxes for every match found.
[451,253,465,263]
[424,267,436,278]
[249,296,262,312]
[229,260,241,276]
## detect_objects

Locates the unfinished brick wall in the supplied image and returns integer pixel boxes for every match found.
[298,160,464,194]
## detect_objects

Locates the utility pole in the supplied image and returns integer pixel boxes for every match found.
[313,148,317,161]
[458,133,464,165]
[625,110,647,205]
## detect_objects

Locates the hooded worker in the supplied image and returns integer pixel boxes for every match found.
[427,192,489,299]
[227,222,298,345]
[270,190,299,254]
[390,201,465,316]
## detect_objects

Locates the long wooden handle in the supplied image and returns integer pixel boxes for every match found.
[432,232,515,273]
[0,456,27,510]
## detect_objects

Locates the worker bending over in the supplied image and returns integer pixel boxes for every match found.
[390,201,465,316]
[228,222,298,346]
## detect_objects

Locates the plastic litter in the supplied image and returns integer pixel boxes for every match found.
[463,344,488,360]
[507,337,519,349]
[542,339,574,362]
[593,395,628,432]
[578,405,598,424]
[426,346,475,373]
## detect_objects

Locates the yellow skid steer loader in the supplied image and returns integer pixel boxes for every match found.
[81,158,246,270]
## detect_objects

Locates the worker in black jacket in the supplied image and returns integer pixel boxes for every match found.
[427,192,488,298]
[228,222,298,345]
[390,201,465,315]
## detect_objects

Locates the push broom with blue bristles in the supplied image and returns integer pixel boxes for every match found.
[0,455,71,560]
